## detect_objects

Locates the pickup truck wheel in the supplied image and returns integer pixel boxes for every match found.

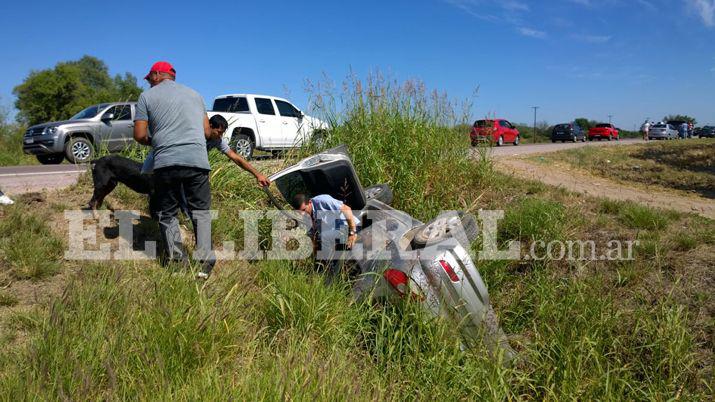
[231,134,254,160]
[412,212,478,249]
[65,137,94,163]
[364,184,393,205]
[36,154,64,165]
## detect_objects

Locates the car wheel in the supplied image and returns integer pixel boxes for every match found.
[513,135,520,146]
[495,136,504,147]
[230,134,254,160]
[412,211,478,248]
[65,136,94,164]
[608,135,612,141]
[364,184,393,205]
[582,136,587,142]
[36,154,64,165]
[551,139,556,143]
[572,136,577,143]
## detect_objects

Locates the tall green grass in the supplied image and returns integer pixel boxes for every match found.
[305,73,492,220]
[0,75,710,400]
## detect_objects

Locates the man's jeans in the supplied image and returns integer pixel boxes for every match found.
[153,166,214,272]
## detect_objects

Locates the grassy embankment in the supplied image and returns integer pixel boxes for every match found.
[0,76,713,400]
[530,139,715,199]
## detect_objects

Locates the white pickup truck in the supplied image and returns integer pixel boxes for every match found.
[207,94,329,159]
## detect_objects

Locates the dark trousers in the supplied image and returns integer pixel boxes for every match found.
[153,166,214,271]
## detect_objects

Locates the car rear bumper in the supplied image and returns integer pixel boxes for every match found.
[552,133,576,140]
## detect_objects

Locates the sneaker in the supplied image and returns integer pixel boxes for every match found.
[0,195,14,205]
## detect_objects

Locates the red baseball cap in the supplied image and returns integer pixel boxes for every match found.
[144,61,176,80]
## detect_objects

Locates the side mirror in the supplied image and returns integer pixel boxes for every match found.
[101,113,114,121]
[297,111,304,119]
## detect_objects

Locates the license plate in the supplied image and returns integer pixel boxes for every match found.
[24,138,34,144]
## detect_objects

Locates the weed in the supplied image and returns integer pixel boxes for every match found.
[0,291,18,307]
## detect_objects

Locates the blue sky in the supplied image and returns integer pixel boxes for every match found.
[0,0,713,129]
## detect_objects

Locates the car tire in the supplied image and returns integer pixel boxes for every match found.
[65,136,94,164]
[572,136,577,143]
[495,136,504,147]
[36,154,64,165]
[551,139,556,143]
[412,211,478,248]
[513,135,520,146]
[364,184,393,205]
[582,136,587,142]
[608,135,612,141]
[230,133,254,160]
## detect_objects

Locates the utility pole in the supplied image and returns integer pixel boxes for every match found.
[532,106,540,144]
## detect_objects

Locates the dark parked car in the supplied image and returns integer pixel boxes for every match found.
[695,126,715,138]
[551,122,586,143]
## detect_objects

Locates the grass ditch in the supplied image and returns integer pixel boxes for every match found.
[531,139,715,199]
[0,75,712,399]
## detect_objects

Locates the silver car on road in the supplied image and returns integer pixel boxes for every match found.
[266,146,515,360]
[648,123,678,140]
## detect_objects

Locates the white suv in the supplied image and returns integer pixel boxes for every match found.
[208,94,329,159]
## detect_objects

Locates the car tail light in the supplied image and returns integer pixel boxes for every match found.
[439,260,460,282]
[384,269,409,296]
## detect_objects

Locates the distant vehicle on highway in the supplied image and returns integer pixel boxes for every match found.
[470,119,520,146]
[23,102,136,164]
[551,122,586,143]
[666,120,692,139]
[208,94,329,159]
[588,123,619,141]
[695,126,715,138]
[648,123,678,140]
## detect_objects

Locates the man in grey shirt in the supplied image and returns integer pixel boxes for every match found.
[133,61,216,277]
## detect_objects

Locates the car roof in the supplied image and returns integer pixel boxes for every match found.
[214,94,291,103]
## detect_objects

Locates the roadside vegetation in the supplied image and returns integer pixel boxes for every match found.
[0,107,35,166]
[0,76,712,400]
[531,139,715,199]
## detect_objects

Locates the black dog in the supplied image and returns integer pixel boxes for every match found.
[87,155,153,212]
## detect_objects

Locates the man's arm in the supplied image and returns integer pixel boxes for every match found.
[133,120,151,145]
[340,203,358,248]
[203,115,211,140]
[225,149,271,187]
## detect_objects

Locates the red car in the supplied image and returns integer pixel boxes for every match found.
[588,123,619,141]
[470,119,520,146]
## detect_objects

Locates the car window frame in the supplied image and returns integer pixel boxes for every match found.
[254,97,277,116]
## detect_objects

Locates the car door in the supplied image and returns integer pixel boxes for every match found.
[99,104,134,151]
[253,97,284,148]
[275,99,305,147]
[499,120,514,142]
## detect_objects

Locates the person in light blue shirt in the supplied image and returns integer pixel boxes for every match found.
[291,193,360,283]
[678,122,688,139]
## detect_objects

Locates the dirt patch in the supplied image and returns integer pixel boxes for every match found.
[499,158,715,220]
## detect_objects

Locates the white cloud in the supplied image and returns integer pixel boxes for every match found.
[518,27,547,38]
[445,0,548,37]
[572,34,612,43]
[687,0,715,26]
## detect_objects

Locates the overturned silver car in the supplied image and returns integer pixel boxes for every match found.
[266,146,515,360]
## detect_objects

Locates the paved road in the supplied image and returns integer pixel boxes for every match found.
[0,138,646,195]
[483,137,644,158]
[0,163,88,195]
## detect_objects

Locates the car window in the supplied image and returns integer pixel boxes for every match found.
[555,124,570,130]
[212,97,249,113]
[275,100,301,118]
[596,124,611,128]
[499,120,511,128]
[255,98,276,115]
[103,105,132,121]
[475,120,493,128]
